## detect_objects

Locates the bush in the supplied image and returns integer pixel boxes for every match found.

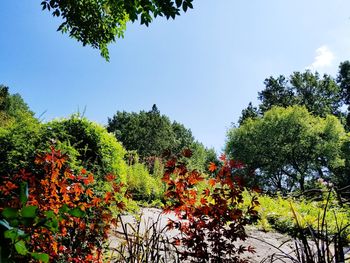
[126,162,164,202]
[163,152,260,262]
[0,147,126,262]
[39,115,127,182]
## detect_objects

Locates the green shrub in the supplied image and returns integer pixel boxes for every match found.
[126,163,164,202]
[39,115,127,183]
[0,86,41,176]
[0,113,40,176]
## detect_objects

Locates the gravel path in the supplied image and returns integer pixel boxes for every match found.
[109,208,349,263]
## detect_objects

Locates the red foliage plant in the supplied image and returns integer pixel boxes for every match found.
[0,147,125,262]
[163,151,260,263]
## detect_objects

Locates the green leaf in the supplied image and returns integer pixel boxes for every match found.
[14,240,28,255]
[44,218,59,232]
[21,206,37,218]
[44,210,56,218]
[31,252,49,263]
[59,204,69,214]
[68,207,85,218]
[2,208,18,219]
[19,182,28,205]
[4,229,25,242]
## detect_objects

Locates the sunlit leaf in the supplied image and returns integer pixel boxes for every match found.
[15,240,28,255]
[31,252,49,263]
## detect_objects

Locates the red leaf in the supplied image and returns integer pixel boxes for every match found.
[252,186,262,193]
[247,245,256,253]
[219,154,226,161]
[182,148,192,158]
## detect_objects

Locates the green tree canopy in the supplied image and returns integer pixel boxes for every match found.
[0,85,35,127]
[107,104,217,171]
[107,104,176,158]
[0,86,40,176]
[41,0,194,60]
[226,106,347,193]
[239,70,342,125]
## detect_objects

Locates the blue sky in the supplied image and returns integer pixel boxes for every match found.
[1,1,350,152]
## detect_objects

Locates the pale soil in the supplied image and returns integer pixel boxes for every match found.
[109,208,349,263]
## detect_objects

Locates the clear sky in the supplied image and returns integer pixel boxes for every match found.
[1,1,350,152]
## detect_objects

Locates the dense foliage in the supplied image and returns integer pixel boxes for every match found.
[239,69,344,125]
[108,105,176,158]
[41,0,194,59]
[0,86,41,176]
[39,116,128,182]
[233,62,350,195]
[0,148,125,262]
[107,104,217,172]
[227,106,347,192]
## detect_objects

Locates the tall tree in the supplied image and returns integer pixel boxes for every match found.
[239,70,342,124]
[337,60,350,129]
[0,86,40,176]
[171,121,195,154]
[107,104,176,159]
[41,0,194,60]
[0,85,34,127]
[238,102,259,125]
[107,105,217,171]
[258,75,296,113]
[337,60,350,106]
[226,106,347,193]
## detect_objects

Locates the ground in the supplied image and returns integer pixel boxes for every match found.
[109,208,349,262]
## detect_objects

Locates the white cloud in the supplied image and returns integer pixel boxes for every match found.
[307,45,335,71]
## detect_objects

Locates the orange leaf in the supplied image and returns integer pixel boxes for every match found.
[62,194,70,204]
[208,162,217,172]
[83,174,94,185]
[5,181,18,191]
[200,198,207,205]
[189,189,197,198]
[104,192,113,203]
[92,197,101,206]
[105,174,116,182]
[86,188,94,198]
[252,186,262,193]
[208,178,216,187]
